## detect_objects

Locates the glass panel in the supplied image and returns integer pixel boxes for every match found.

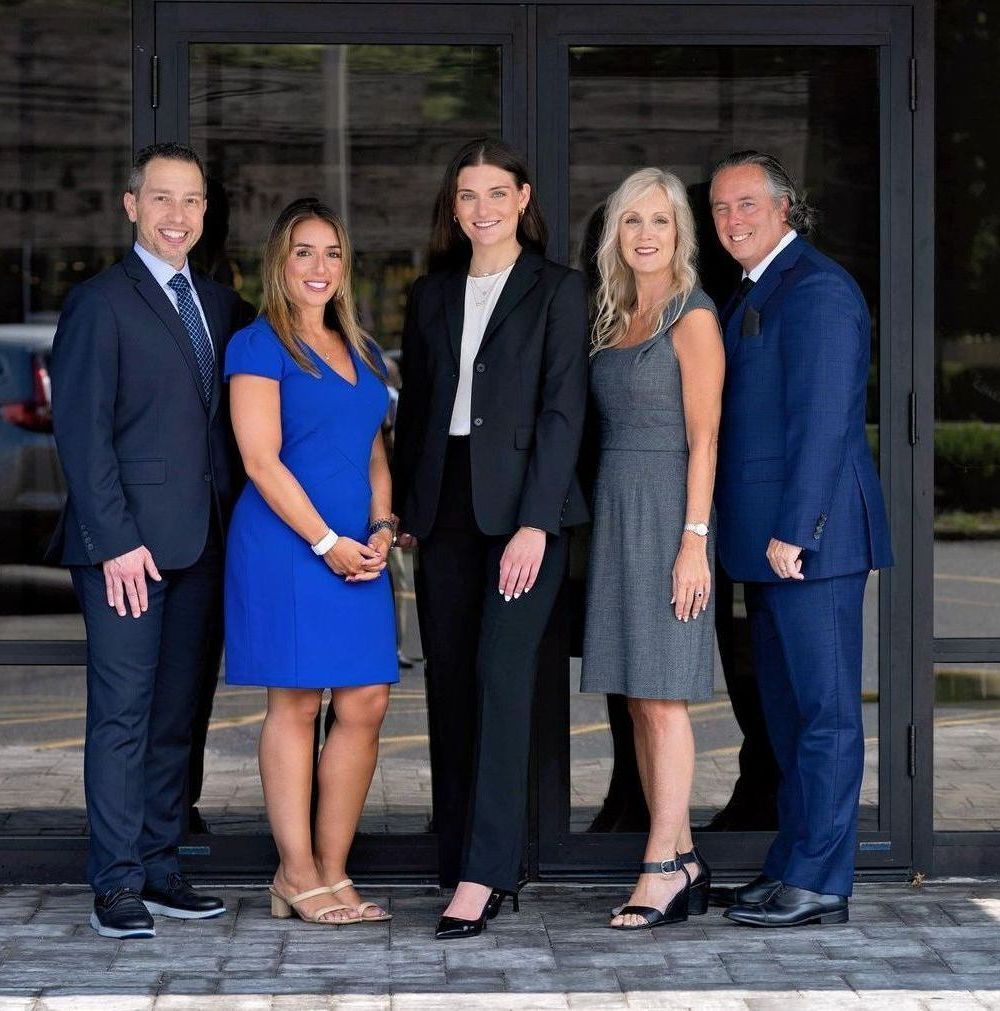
[188,43,502,349]
[934,662,1000,831]
[566,45,882,833]
[934,2,1000,638]
[0,0,129,641]
[188,42,502,833]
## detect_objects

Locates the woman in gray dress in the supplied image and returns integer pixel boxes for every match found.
[581,168,725,930]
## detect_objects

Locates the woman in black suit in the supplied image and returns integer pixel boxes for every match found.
[393,138,589,938]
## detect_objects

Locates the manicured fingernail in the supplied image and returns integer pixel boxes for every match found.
[524,587,530,594]
[504,594,511,602]
[513,593,521,600]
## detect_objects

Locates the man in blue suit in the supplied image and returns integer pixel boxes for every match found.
[707,151,893,927]
[49,144,253,937]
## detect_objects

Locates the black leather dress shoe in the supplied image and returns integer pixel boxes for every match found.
[91,888,155,939]
[142,872,226,919]
[709,874,782,908]
[724,884,848,927]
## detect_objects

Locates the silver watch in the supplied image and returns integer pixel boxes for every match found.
[684,522,709,537]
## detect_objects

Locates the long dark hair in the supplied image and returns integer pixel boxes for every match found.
[428,138,548,272]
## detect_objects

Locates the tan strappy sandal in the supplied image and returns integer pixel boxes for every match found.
[268,884,361,925]
[327,877,392,923]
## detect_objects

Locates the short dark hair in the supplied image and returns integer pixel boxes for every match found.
[710,150,816,235]
[428,137,548,272]
[128,142,206,195]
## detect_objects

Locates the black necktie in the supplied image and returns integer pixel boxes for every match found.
[720,276,755,330]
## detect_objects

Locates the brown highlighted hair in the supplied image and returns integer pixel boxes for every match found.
[428,137,548,272]
[259,197,379,377]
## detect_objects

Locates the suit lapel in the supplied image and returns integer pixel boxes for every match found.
[479,251,543,352]
[443,269,467,367]
[724,236,806,358]
[124,251,209,411]
[191,271,226,418]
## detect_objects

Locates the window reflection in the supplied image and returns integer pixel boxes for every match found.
[934,2,1000,639]
[934,663,1000,831]
[0,1,130,640]
[189,43,502,350]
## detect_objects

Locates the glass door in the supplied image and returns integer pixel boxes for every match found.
[141,0,525,877]
[533,3,915,878]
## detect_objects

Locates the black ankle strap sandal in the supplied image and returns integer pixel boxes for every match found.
[609,858,691,931]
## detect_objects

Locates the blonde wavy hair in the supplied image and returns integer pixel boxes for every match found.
[260,197,378,377]
[591,168,698,354]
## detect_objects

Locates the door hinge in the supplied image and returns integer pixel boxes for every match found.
[907,724,917,778]
[908,390,917,446]
[151,54,159,109]
[909,58,917,112]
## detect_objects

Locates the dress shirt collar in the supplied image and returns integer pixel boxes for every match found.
[744,228,798,283]
[133,241,194,289]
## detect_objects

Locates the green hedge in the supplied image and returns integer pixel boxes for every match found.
[935,421,1000,511]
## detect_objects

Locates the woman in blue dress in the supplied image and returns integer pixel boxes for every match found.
[225,198,398,925]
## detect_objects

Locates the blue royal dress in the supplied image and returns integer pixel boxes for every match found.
[223,317,399,689]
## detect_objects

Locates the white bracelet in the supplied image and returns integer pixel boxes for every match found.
[311,528,339,555]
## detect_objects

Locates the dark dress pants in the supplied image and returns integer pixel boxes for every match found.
[416,438,568,891]
[72,520,223,895]
[744,571,868,897]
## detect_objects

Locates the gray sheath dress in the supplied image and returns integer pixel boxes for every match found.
[581,287,718,701]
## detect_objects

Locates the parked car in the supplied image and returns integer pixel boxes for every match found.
[0,324,64,564]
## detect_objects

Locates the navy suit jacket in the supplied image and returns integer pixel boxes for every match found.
[47,250,255,569]
[714,235,893,583]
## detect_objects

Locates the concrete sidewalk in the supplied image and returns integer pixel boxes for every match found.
[0,881,997,1009]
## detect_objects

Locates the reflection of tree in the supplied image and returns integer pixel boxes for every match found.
[937,1,1000,337]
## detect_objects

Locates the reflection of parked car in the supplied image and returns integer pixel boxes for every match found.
[0,324,65,564]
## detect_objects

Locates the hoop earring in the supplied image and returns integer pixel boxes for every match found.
[453,214,458,223]
[518,207,525,218]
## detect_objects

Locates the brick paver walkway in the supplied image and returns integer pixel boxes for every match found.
[0,881,997,1008]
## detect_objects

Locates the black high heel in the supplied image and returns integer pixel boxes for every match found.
[609,858,691,931]
[435,904,489,940]
[485,874,528,919]
[678,847,711,916]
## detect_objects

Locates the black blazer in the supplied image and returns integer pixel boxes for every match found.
[392,249,590,539]
[47,250,255,569]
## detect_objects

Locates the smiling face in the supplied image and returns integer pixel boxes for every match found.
[710,164,792,273]
[283,217,344,313]
[454,163,529,255]
[617,186,677,281]
[124,157,206,270]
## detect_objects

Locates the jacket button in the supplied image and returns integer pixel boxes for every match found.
[475,362,486,373]
[473,417,484,427]
[203,472,212,482]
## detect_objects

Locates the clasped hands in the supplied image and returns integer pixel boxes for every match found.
[325,527,394,582]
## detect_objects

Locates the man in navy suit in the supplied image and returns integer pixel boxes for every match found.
[49,143,253,937]
[707,151,893,927]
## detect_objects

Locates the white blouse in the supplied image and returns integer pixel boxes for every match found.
[448,264,515,435]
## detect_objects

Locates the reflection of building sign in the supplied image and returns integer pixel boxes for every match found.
[0,190,106,215]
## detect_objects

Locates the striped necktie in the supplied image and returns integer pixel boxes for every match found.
[167,272,215,402]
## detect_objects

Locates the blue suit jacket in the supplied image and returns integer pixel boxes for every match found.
[47,251,255,569]
[714,235,893,583]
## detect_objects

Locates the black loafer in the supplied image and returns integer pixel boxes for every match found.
[709,874,782,908]
[724,884,848,927]
[142,872,226,919]
[91,887,156,938]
